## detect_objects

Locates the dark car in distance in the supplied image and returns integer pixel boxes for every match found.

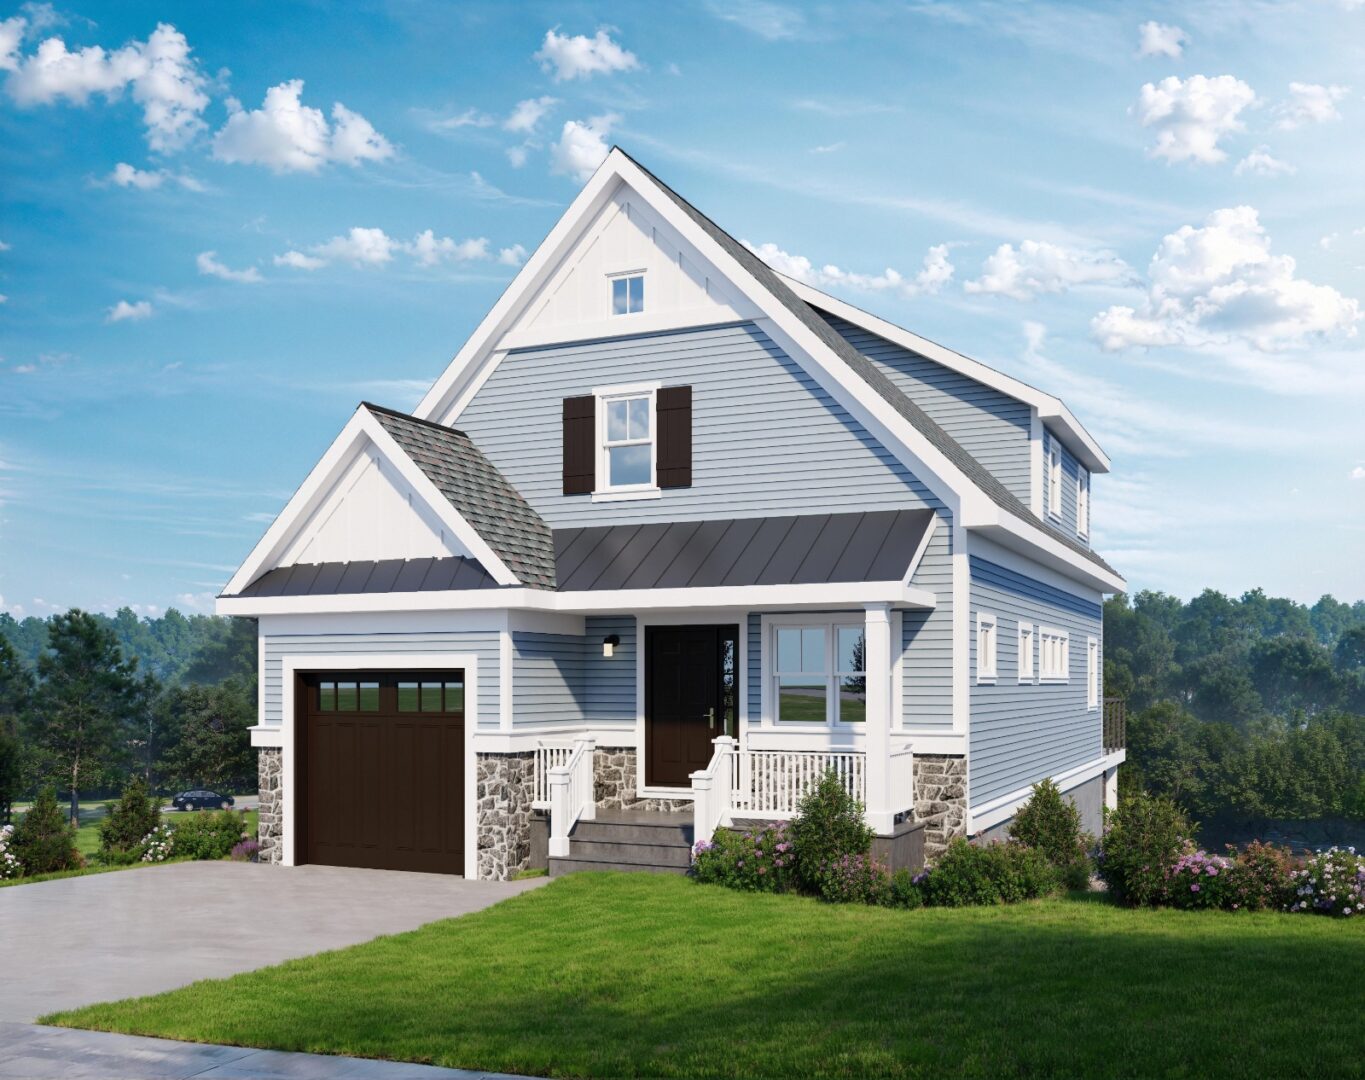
[172,789,234,811]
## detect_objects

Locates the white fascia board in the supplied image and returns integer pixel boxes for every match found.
[969,514,1126,594]
[968,750,1126,834]
[785,278,1110,474]
[217,579,936,618]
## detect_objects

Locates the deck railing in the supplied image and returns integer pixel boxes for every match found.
[730,749,867,818]
[690,736,737,848]
[547,736,596,858]
[1103,697,1127,753]
[531,741,575,810]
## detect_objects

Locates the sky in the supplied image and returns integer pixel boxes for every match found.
[1,0,1363,620]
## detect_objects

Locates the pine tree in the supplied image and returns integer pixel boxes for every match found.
[12,785,78,875]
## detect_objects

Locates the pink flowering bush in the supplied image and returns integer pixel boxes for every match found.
[692,822,798,893]
[1288,847,1364,918]
[1165,848,1234,910]
[814,852,891,904]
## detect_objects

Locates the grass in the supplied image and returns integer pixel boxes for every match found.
[44,873,1365,1079]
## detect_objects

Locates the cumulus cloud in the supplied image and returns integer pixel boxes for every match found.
[1234,146,1296,177]
[1091,206,1360,352]
[1351,465,1365,481]
[108,161,162,189]
[746,240,955,298]
[275,227,496,270]
[196,250,261,283]
[964,240,1130,300]
[212,80,393,173]
[1134,74,1256,164]
[273,249,324,270]
[311,227,399,266]
[504,95,556,133]
[408,230,489,267]
[5,22,209,152]
[534,29,639,81]
[550,113,617,182]
[1273,82,1349,130]
[498,244,528,266]
[107,299,152,322]
[1137,20,1186,58]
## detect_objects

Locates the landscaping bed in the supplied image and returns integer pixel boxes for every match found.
[44,871,1365,1079]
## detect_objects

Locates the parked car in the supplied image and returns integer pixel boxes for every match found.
[172,789,235,811]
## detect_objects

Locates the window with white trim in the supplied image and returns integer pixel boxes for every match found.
[1040,626,1069,682]
[1018,622,1035,683]
[1087,637,1099,709]
[610,273,644,315]
[1048,443,1062,518]
[599,388,655,490]
[772,622,866,724]
[1077,466,1090,539]
[976,612,997,683]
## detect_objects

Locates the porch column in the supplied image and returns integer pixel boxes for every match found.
[863,602,895,833]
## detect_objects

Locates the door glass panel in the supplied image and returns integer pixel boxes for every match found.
[318,681,336,711]
[777,675,826,722]
[336,682,358,711]
[397,682,419,711]
[420,682,443,711]
[358,682,380,711]
[444,681,465,713]
[720,634,736,735]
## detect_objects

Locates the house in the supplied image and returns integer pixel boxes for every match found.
[217,148,1126,880]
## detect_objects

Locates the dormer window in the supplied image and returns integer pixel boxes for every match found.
[611,273,645,315]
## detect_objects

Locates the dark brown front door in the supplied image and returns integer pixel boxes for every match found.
[645,626,738,787]
[297,671,465,874]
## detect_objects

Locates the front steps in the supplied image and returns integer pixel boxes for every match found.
[548,810,695,876]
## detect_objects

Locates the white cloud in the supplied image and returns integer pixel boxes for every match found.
[534,29,639,82]
[747,240,955,297]
[5,22,209,152]
[705,0,806,40]
[504,95,556,134]
[276,227,496,270]
[1273,82,1349,130]
[107,299,152,322]
[408,230,489,267]
[0,238,9,251]
[1133,74,1256,164]
[424,106,495,131]
[550,114,617,182]
[196,250,261,283]
[273,249,324,270]
[0,294,6,304]
[498,244,528,267]
[810,142,844,154]
[212,80,393,173]
[0,16,27,71]
[1351,466,1365,481]
[1137,20,1186,58]
[312,227,399,266]
[1234,146,1296,177]
[506,145,528,168]
[108,161,162,189]
[1092,206,1361,352]
[965,240,1130,300]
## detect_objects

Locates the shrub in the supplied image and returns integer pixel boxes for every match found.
[692,822,798,893]
[884,868,924,910]
[98,776,163,865]
[1289,847,1364,917]
[1010,779,1093,889]
[917,838,1060,907]
[174,809,247,860]
[0,823,19,879]
[140,823,175,863]
[229,838,261,862]
[1097,792,1190,907]
[11,786,80,875]
[791,769,874,894]
[814,853,890,904]
[1165,847,1235,910]
[1222,841,1297,912]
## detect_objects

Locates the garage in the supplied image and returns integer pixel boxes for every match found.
[297,670,466,874]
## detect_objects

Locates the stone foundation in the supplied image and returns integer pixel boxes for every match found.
[475,751,536,880]
[593,745,692,813]
[257,747,283,864]
[913,754,967,860]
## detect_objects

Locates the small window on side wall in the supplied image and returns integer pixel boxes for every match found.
[976,613,998,683]
[1018,623,1035,683]
[611,273,644,315]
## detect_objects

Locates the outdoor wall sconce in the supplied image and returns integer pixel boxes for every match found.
[603,634,621,657]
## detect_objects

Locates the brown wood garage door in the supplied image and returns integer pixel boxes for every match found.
[298,671,465,874]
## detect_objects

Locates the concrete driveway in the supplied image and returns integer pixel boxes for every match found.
[0,862,546,1022]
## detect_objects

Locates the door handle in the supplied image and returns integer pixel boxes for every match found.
[707,707,716,730]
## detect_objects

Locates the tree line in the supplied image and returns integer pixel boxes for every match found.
[0,609,256,825]
[1106,589,1365,825]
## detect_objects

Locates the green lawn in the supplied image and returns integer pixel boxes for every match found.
[44,873,1365,1079]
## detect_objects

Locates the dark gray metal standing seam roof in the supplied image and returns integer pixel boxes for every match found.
[617,149,1119,580]
[236,557,502,597]
[552,510,935,591]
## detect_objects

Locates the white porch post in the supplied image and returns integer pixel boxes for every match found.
[863,602,894,833]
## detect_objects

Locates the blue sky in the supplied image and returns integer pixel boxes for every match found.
[1,0,1363,618]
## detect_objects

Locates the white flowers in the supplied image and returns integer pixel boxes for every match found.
[0,823,19,879]
[139,823,175,863]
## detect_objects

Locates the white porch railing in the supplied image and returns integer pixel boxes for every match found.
[531,740,575,810]
[547,736,596,858]
[690,736,737,847]
[889,742,915,818]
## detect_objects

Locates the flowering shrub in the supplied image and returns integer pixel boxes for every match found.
[790,770,874,893]
[1289,847,1364,917]
[139,823,175,863]
[917,838,1059,907]
[1165,847,1233,910]
[0,824,20,879]
[230,838,261,862]
[174,810,246,860]
[692,822,798,893]
[1222,841,1297,912]
[885,868,924,909]
[1096,792,1190,907]
[815,853,890,904]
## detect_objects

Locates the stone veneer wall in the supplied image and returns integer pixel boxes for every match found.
[257,747,283,864]
[913,754,967,859]
[475,751,536,880]
[593,745,692,812]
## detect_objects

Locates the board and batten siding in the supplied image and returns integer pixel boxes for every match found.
[510,615,637,727]
[820,312,1033,505]
[457,322,942,526]
[903,518,953,729]
[1043,426,1084,545]
[261,631,499,728]
[968,556,1103,805]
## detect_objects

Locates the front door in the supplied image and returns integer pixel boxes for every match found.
[645,625,738,787]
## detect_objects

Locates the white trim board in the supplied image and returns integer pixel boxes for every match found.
[967,750,1126,834]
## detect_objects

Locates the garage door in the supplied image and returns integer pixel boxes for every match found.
[298,671,465,874]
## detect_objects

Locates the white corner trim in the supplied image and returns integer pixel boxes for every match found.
[967,750,1126,834]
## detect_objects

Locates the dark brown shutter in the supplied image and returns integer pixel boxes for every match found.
[656,385,692,489]
[562,395,596,495]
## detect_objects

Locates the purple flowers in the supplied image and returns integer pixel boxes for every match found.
[691,821,798,893]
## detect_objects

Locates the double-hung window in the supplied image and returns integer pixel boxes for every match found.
[1040,626,1069,683]
[599,389,655,490]
[1087,637,1099,709]
[1018,622,1035,682]
[773,622,866,724]
[1077,466,1090,538]
[610,273,645,315]
[1048,443,1062,518]
[976,613,997,683]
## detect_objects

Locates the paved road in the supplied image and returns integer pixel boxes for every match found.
[0,861,546,1022]
[0,1022,527,1079]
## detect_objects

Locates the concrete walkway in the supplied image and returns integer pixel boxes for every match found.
[0,1023,527,1079]
[0,861,546,1022]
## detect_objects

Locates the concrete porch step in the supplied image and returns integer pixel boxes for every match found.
[556,839,693,868]
[570,817,694,847]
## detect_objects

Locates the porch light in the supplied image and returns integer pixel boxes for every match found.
[602,634,621,657]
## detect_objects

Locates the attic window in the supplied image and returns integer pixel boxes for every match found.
[611,273,644,315]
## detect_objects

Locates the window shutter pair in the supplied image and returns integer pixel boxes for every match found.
[562,386,692,494]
